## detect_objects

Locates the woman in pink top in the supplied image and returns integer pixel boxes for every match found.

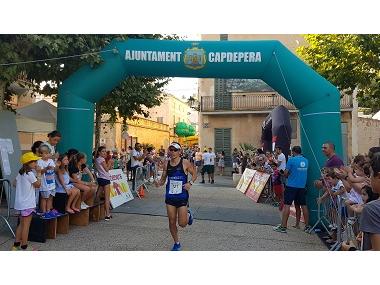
[95,146,114,220]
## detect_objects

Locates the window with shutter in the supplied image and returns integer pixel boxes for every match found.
[214,128,232,167]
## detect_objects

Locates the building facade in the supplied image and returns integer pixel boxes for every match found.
[198,34,355,166]
[146,93,196,137]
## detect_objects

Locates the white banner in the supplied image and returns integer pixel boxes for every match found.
[109,169,134,208]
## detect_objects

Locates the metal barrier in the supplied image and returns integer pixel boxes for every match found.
[262,175,277,204]
[307,186,364,251]
[0,179,15,237]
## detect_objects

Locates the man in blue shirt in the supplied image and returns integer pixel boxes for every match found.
[273,146,310,233]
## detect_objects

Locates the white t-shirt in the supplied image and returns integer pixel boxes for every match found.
[332,180,349,200]
[14,172,37,210]
[37,159,56,191]
[43,141,56,155]
[348,188,364,204]
[131,149,143,167]
[95,157,111,180]
[203,152,216,165]
[277,153,286,171]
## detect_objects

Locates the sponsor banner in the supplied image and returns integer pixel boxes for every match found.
[236,168,256,194]
[109,169,134,208]
[245,171,271,202]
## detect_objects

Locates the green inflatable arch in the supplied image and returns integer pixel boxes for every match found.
[57,39,342,224]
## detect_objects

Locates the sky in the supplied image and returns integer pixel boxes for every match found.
[163,34,200,99]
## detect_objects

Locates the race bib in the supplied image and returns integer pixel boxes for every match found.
[169,180,183,195]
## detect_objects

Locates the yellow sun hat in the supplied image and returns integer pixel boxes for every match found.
[20,152,41,164]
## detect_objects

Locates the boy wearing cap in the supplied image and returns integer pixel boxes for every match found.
[155,142,197,251]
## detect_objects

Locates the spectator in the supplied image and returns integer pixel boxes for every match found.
[68,153,97,210]
[271,161,284,211]
[43,130,62,160]
[314,141,345,190]
[218,151,225,176]
[322,141,344,168]
[201,147,216,184]
[359,152,380,250]
[274,146,287,172]
[232,148,240,174]
[195,147,203,174]
[273,146,309,233]
[55,153,80,214]
[131,143,147,190]
[95,146,113,220]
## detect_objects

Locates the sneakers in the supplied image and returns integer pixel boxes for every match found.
[171,242,181,251]
[188,209,194,225]
[200,180,205,184]
[11,246,20,251]
[211,180,214,184]
[50,209,63,217]
[41,211,55,219]
[80,202,90,210]
[273,224,287,233]
[105,216,111,221]
[304,225,312,233]
[20,245,37,251]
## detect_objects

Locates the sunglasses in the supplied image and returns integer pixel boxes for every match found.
[169,148,179,152]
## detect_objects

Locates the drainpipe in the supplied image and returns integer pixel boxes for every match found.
[351,87,359,156]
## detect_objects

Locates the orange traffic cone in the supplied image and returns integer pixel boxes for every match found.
[138,186,145,198]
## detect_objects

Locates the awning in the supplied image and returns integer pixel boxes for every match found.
[16,100,57,123]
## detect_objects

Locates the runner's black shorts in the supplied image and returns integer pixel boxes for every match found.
[284,186,306,206]
[165,197,189,208]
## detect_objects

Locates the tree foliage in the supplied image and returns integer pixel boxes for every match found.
[297,34,380,113]
[0,34,175,121]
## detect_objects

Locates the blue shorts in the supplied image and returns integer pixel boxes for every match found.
[284,186,306,206]
[165,197,189,208]
[97,178,110,187]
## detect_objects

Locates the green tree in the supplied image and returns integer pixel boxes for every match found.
[297,34,380,113]
[0,34,176,148]
[187,95,200,111]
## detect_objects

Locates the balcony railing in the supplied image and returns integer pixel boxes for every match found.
[201,92,353,112]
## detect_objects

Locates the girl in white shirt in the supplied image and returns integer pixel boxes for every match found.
[12,152,42,251]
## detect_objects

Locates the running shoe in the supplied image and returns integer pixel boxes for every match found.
[272,224,287,233]
[105,216,111,221]
[188,209,194,225]
[200,180,205,184]
[171,242,181,251]
[304,225,312,233]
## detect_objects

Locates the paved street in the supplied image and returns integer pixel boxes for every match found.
[0,176,325,251]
